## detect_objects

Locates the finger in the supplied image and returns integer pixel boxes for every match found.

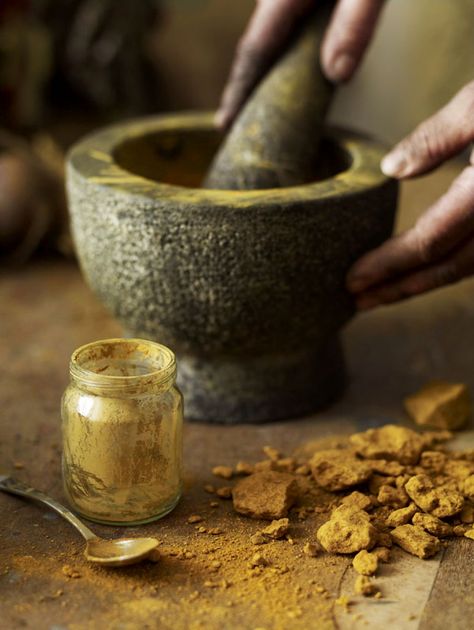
[382,80,474,178]
[355,231,474,310]
[216,0,313,129]
[347,165,474,293]
[321,0,385,83]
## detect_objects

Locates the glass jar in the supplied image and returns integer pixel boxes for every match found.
[61,338,183,525]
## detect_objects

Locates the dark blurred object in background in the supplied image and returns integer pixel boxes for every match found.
[0,130,66,264]
[1,0,162,133]
[0,0,162,263]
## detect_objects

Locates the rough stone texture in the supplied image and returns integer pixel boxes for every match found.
[391,525,441,559]
[66,112,397,423]
[350,424,425,464]
[316,505,378,554]
[405,381,471,430]
[232,471,298,520]
[405,474,464,518]
[310,449,373,491]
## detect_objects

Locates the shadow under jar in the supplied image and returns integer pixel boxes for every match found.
[62,338,183,525]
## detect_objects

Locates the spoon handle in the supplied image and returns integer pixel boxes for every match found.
[0,475,98,542]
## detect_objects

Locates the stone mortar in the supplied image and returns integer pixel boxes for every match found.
[66,112,398,423]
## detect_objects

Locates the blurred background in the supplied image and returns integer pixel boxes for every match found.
[1,0,473,263]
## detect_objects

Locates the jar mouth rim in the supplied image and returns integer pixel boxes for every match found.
[70,338,176,388]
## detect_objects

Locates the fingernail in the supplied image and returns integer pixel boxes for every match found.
[381,151,407,178]
[325,53,355,83]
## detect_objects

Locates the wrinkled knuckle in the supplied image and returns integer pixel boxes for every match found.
[411,123,442,164]
[414,227,441,264]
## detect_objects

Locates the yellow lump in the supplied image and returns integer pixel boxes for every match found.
[404,381,471,430]
[405,474,464,518]
[340,491,373,511]
[349,424,426,464]
[232,471,298,520]
[316,505,377,554]
[352,550,379,576]
[310,449,372,491]
[385,503,418,528]
[412,512,452,537]
[390,525,441,559]
[260,518,290,539]
[377,484,409,508]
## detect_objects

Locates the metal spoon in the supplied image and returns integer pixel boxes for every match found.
[0,475,159,566]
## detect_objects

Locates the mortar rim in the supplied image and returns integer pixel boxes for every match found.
[67,111,393,206]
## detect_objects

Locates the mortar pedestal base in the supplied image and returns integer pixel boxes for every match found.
[177,338,346,424]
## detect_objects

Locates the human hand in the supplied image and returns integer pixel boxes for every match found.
[347,81,474,310]
[216,0,386,129]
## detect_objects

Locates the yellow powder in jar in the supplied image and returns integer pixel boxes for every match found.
[61,339,183,525]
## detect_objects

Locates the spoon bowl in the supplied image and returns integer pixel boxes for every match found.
[0,475,160,567]
[85,536,159,566]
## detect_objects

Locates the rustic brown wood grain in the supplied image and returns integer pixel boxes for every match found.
[1,162,473,629]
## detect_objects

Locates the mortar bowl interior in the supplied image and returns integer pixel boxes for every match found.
[112,127,352,190]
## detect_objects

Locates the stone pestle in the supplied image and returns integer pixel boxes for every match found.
[204,2,335,190]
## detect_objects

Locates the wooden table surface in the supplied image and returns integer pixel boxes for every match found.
[1,162,473,630]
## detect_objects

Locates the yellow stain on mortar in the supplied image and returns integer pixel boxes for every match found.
[89,150,113,163]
